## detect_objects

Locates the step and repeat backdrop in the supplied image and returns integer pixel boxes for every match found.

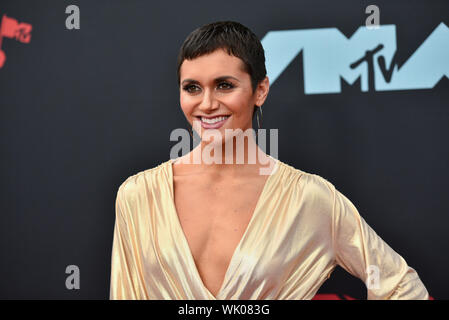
[0,0,447,299]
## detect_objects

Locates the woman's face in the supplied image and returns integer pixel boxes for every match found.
[179,48,269,141]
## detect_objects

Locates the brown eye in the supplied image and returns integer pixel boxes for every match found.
[183,85,199,93]
[218,82,234,90]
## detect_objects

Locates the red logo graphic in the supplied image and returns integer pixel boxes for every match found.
[0,14,32,68]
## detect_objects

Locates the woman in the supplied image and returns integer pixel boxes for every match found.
[109,21,429,300]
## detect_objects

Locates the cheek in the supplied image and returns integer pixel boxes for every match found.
[180,94,195,115]
[223,93,252,114]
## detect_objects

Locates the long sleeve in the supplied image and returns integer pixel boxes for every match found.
[331,185,429,300]
[109,186,139,300]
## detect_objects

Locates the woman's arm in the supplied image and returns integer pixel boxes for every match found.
[331,185,429,300]
[109,186,139,300]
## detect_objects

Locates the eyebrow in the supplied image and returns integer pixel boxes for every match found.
[181,75,241,86]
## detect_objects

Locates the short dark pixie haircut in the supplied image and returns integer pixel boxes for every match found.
[177,20,267,120]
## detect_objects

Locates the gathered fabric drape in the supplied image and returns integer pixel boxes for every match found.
[109,157,429,300]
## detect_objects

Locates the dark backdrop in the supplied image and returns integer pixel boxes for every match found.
[0,0,447,299]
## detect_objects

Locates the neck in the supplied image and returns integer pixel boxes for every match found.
[182,130,273,175]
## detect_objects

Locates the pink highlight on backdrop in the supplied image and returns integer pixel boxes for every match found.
[0,13,32,68]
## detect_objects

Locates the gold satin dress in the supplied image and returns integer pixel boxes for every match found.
[109,157,429,300]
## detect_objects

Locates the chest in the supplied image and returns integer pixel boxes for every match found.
[172,175,267,295]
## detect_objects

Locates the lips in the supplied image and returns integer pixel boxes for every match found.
[195,115,230,129]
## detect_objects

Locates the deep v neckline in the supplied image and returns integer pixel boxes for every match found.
[167,156,279,299]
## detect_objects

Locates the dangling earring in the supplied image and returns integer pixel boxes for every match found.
[188,123,199,143]
[256,105,263,130]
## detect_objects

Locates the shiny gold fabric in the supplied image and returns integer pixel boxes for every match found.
[109,157,429,300]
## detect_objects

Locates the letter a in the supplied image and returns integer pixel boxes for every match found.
[65,265,80,289]
[65,5,80,30]
[365,5,380,30]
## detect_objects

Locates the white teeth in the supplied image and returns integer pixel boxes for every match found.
[201,116,229,124]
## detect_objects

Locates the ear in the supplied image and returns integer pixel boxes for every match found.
[254,76,270,107]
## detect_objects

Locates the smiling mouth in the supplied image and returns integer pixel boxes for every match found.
[195,115,230,129]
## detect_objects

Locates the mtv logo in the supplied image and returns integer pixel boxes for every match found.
[0,14,33,68]
[261,23,449,94]
[1,14,32,43]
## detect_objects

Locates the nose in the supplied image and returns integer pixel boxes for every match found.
[197,87,220,113]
